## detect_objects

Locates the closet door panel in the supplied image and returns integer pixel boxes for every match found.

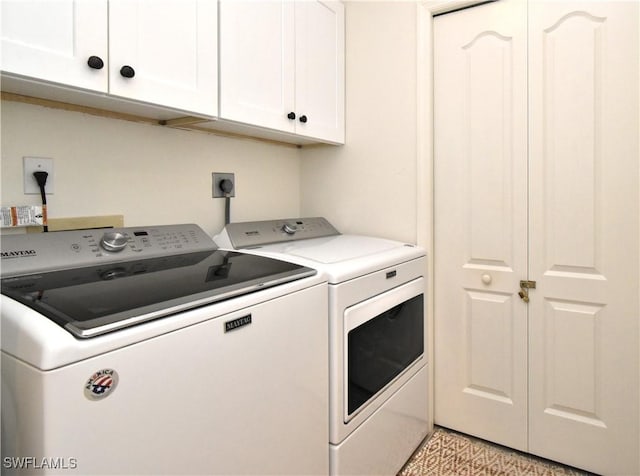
[434,0,528,451]
[528,2,639,474]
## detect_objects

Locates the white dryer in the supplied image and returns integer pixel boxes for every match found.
[215,217,431,476]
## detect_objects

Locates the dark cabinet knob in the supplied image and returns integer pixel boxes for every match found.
[299,115,308,123]
[87,56,104,70]
[287,112,296,120]
[120,65,135,78]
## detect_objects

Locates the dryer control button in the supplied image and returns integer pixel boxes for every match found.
[282,223,298,235]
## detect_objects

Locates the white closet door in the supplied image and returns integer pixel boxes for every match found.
[434,0,529,451]
[528,2,639,474]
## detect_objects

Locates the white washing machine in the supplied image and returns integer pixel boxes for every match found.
[215,217,431,475]
[1,224,329,475]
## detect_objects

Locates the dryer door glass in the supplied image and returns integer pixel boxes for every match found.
[347,293,424,416]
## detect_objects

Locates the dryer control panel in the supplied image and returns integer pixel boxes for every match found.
[219,217,340,249]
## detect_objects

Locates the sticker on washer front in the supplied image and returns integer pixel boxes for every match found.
[84,369,119,400]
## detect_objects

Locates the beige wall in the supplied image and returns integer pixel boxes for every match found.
[1,1,421,245]
[301,1,419,243]
[0,100,302,237]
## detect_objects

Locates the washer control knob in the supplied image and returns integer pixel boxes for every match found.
[101,231,128,252]
[481,273,492,285]
[282,222,298,235]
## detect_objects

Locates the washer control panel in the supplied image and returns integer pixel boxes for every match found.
[222,217,340,249]
[0,224,215,277]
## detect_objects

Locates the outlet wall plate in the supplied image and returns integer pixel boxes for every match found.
[212,172,235,198]
[24,157,55,194]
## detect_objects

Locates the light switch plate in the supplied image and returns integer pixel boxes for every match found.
[24,157,54,194]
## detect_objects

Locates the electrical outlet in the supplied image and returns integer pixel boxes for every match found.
[212,172,235,198]
[24,157,55,194]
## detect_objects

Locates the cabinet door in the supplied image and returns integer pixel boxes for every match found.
[0,0,108,92]
[219,0,295,132]
[294,0,345,144]
[433,0,529,451]
[528,2,639,474]
[108,0,217,117]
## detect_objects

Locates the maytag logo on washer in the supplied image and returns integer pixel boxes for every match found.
[0,249,37,259]
[224,314,252,332]
[84,369,119,400]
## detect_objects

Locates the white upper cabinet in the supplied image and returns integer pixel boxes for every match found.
[219,0,345,144]
[1,0,218,117]
[108,0,217,116]
[0,0,109,92]
[219,1,296,133]
[294,1,345,144]
[2,0,343,145]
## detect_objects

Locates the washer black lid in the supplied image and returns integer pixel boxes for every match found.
[1,250,315,338]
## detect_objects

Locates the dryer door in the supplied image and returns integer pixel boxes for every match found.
[344,278,424,421]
